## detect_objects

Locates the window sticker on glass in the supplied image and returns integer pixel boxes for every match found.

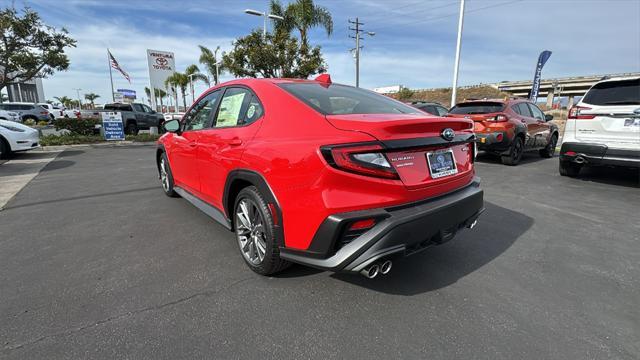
[216,92,246,127]
[247,105,256,119]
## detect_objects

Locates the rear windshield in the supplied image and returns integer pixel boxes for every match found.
[279,83,420,115]
[449,102,505,114]
[582,78,640,105]
[104,104,133,111]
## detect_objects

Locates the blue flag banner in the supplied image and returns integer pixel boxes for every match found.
[529,50,552,102]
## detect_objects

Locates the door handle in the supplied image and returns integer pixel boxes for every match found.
[229,138,243,146]
[188,142,197,148]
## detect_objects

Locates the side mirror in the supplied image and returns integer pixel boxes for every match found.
[545,114,553,121]
[163,119,181,133]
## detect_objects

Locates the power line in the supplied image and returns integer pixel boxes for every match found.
[373,0,523,32]
[364,1,458,23]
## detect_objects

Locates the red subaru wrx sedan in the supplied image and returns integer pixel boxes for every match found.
[157,75,484,278]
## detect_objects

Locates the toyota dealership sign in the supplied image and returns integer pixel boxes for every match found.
[146,49,176,94]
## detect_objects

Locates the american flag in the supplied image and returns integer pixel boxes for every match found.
[108,50,131,83]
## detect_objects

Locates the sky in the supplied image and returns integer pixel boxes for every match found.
[3,0,640,104]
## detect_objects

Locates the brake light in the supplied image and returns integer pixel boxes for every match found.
[323,143,399,179]
[568,105,594,119]
[41,111,48,115]
[493,114,509,122]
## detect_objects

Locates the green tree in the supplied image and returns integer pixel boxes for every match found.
[0,93,8,103]
[270,0,333,48]
[54,96,73,108]
[223,30,326,79]
[84,93,100,108]
[199,45,224,85]
[0,6,76,94]
[164,73,188,110]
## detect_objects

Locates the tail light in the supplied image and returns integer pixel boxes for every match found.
[493,114,509,122]
[568,105,594,119]
[41,111,49,115]
[322,143,399,179]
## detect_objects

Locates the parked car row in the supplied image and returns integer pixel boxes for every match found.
[155,74,638,278]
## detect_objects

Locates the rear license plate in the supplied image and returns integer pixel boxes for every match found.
[426,149,458,179]
[624,119,640,127]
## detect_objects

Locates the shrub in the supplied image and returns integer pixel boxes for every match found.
[23,118,36,127]
[54,117,101,135]
[37,121,49,126]
[40,134,103,146]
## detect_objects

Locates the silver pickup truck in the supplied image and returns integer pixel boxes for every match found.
[97,103,164,135]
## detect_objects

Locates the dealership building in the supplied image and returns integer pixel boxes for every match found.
[5,78,46,103]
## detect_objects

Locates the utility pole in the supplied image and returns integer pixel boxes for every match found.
[349,18,375,88]
[450,0,465,107]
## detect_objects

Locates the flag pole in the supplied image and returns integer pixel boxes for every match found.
[108,49,115,102]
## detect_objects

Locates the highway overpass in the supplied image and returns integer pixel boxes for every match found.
[493,72,640,108]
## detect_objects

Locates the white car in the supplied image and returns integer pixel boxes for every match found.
[0,110,20,122]
[37,103,65,120]
[560,76,640,177]
[0,119,40,159]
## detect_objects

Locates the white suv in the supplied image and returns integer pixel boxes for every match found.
[559,76,640,177]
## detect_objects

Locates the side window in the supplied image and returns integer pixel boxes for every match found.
[527,103,545,120]
[517,103,533,117]
[133,104,145,112]
[143,105,153,113]
[183,90,220,131]
[436,106,448,116]
[214,87,262,128]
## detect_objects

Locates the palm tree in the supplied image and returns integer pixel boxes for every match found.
[145,87,168,110]
[185,64,209,104]
[165,72,189,110]
[199,45,224,85]
[54,96,73,108]
[270,0,333,48]
[84,93,100,109]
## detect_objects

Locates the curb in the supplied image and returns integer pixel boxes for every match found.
[41,141,157,151]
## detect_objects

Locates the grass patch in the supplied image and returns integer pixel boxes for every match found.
[41,133,160,146]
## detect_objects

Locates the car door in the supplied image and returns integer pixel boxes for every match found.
[132,104,148,128]
[169,90,222,194]
[527,103,550,147]
[197,87,264,208]
[513,102,538,148]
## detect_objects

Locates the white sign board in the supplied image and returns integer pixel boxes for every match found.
[113,92,124,103]
[147,49,176,109]
[373,85,402,94]
[101,112,125,141]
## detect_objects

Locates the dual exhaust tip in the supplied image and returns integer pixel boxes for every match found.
[361,260,392,278]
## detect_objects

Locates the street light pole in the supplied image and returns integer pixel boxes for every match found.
[450,0,465,107]
[73,88,82,109]
[244,9,284,38]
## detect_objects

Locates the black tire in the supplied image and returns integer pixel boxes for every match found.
[501,136,524,166]
[539,133,558,158]
[0,136,11,160]
[559,161,581,177]
[159,153,179,197]
[233,186,290,275]
[125,122,138,135]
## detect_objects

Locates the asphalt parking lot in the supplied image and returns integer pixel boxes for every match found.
[1,146,638,359]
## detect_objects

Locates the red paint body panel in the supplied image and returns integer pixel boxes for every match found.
[159,78,477,251]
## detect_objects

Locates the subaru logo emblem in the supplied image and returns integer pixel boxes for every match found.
[441,128,455,141]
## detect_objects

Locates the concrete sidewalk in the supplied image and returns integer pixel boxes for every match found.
[0,151,60,210]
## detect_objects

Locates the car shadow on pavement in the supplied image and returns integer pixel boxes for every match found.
[331,201,533,295]
[570,166,640,188]
[475,151,551,165]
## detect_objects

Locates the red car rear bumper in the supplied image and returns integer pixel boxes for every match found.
[279,177,484,273]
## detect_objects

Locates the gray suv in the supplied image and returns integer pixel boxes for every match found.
[0,103,50,123]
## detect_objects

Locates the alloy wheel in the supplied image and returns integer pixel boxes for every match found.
[512,139,523,161]
[236,199,267,265]
[160,158,170,192]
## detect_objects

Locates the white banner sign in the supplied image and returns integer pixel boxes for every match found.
[147,49,176,95]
